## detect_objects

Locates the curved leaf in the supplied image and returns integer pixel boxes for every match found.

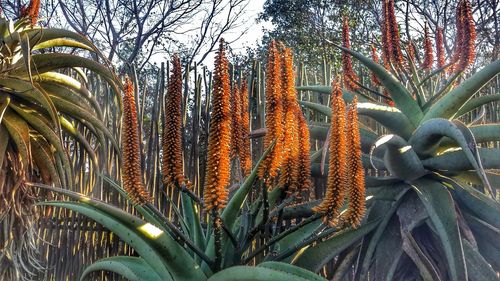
[257,262,326,281]
[334,44,423,126]
[423,60,500,121]
[207,265,321,281]
[411,178,467,281]
[422,148,500,171]
[80,256,164,281]
[292,219,380,272]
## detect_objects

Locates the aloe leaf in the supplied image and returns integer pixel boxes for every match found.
[334,44,423,126]
[358,186,410,279]
[455,94,500,117]
[422,148,500,171]
[181,192,206,263]
[411,178,467,281]
[439,124,500,150]
[423,60,500,121]
[0,125,8,169]
[3,109,30,169]
[296,85,368,102]
[207,265,322,281]
[80,256,164,281]
[446,178,500,229]
[257,262,326,281]
[34,185,205,280]
[37,202,174,280]
[300,101,414,138]
[462,239,498,281]
[463,213,500,271]
[269,220,322,263]
[374,217,403,281]
[33,38,93,51]
[292,219,380,272]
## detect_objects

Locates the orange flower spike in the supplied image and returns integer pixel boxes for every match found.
[203,39,231,211]
[230,84,242,158]
[21,0,41,25]
[422,23,434,71]
[162,54,184,189]
[278,46,300,193]
[341,17,360,91]
[458,0,476,71]
[406,41,417,63]
[239,81,252,177]
[387,0,404,66]
[452,1,465,69]
[258,40,284,180]
[342,97,366,228]
[381,0,392,68]
[436,27,446,69]
[297,111,312,197]
[370,45,381,86]
[122,76,152,205]
[312,80,347,225]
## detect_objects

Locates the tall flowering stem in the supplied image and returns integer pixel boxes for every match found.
[258,40,284,181]
[370,45,381,86]
[122,76,152,205]
[203,39,231,212]
[340,97,366,228]
[239,81,252,177]
[312,80,347,225]
[278,46,300,194]
[381,0,392,68]
[20,0,41,25]
[454,0,476,71]
[297,112,311,197]
[422,23,434,71]
[342,17,360,91]
[386,0,404,66]
[436,27,446,69]
[162,54,184,189]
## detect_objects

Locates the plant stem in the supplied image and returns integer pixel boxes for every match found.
[212,209,223,271]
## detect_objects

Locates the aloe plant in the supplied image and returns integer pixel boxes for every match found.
[295,1,500,280]
[0,4,121,280]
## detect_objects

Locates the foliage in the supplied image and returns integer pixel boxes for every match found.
[298,1,500,278]
[0,3,121,280]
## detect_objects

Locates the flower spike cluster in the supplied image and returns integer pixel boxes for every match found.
[297,112,312,197]
[339,97,366,228]
[436,27,446,69]
[313,80,366,227]
[312,80,348,225]
[258,40,284,180]
[162,54,184,189]
[122,76,152,205]
[370,44,381,86]
[453,0,476,71]
[20,0,41,25]
[239,81,252,177]
[381,0,403,67]
[278,45,300,194]
[204,39,231,211]
[422,23,434,71]
[342,17,360,91]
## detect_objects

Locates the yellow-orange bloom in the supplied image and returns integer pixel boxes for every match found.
[122,76,152,205]
[422,23,434,70]
[342,17,360,91]
[278,46,300,194]
[162,54,184,189]
[204,39,231,211]
[297,111,312,197]
[258,40,284,180]
[312,80,347,225]
[340,97,366,228]
[239,81,252,177]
